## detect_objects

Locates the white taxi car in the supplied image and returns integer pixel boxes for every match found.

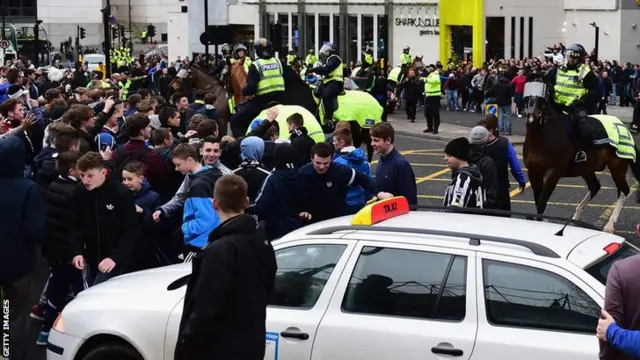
[47,197,637,360]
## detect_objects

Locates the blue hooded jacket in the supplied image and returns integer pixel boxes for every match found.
[0,136,46,283]
[0,82,10,103]
[333,146,373,209]
[181,165,224,248]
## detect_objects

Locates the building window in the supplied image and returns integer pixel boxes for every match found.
[292,14,298,51]
[528,17,533,58]
[319,15,330,44]
[519,16,524,59]
[377,14,387,60]
[347,15,357,64]
[333,14,341,51]
[305,14,315,52]
[510,17,515,59]
[6,0,37,18]
[161,33,168,42]
[278,13,289,54]
[362,15,373,56]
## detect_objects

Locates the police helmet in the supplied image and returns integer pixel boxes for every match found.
[403,46,410,53]
[221,43,232,57]
[254,38,273,57]
[234,43,248,54]
[308,48,315,54]
[289,49,295,55]
[565,43,586,59]
[365,47,373,55]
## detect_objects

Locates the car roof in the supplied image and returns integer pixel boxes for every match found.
[279,210,613,259]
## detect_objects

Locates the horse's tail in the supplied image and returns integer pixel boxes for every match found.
[629,146,640,184]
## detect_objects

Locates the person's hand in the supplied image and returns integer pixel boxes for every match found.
[299,212,312,221]
[376,192,394,200]
[152,210,162,222]
[519,182,527,193]
[72,255,84,270]
[266,107,279,122]
[184,129,198,138]
[597,309,616,342]
[103,96,115,113]
[135,205,143,214]
[98,258,116,273]
[18,113,36,130]
[100,146,112,161]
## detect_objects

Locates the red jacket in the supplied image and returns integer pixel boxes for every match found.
[112,139,172,190]
[511,75,527,94]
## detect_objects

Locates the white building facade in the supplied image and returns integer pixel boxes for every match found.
[10,0,638,63]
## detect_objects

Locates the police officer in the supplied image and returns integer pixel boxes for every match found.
[544,43,599,163]
[399,45,412,82]
[358,47,374,76]
[229,38,285,137]
[305,48,317,67]
[234,43,252,73]
[307,42,343,130]
[287,49,297,67]
[424,64,442,134]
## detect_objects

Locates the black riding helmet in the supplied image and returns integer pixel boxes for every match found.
[565,43,586,66]
[254,38,273,58]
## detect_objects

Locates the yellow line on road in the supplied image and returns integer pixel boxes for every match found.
[417,194,640,210]
[371,149,428,165]
[596,182,639,228]
[510,181,531,197]
[415,176,621,190]
[416,168,451,184]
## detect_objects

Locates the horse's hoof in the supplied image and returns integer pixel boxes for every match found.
[603,225,616,234]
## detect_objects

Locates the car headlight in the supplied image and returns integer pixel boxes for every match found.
[53,314,65,333]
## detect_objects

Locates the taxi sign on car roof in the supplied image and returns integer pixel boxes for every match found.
[351,196,410,225]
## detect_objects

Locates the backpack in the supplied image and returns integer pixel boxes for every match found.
[112,145,153,181]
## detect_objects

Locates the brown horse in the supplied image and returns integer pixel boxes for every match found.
[225,58,249,108]
[170,61,230,136]
[394,56,424,108]
[522,79,640,233]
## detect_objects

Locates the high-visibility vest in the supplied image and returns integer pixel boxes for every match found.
[401,53,412,66]
[305,54,317,66]
[286,54,296,66]
[554,65,590,107]
[424,71,441,97]
[118,80,131,99]
[387,67,401,83]
[364,53,373,66]
[100,80,111,89]
[253,57,285,96]
[243,56,252,74]
[322,55,344,84]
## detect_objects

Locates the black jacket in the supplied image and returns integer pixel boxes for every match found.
[43,175,79,262]
[290,127,315,168]
[71,171,141,266]
[175,214,277,360]
[232,160,271,202]
[468,147,499,209]
[493,76,515,106]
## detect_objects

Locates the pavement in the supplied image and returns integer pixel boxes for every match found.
[386,103,636,148]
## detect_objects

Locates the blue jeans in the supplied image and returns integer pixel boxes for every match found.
[611,83,618,104]
[446,89,459,110]
[42,263,85,332]
[514,93,524,114]
[499,105,512,133]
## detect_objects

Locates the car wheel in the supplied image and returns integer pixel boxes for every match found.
[81,342,143,360]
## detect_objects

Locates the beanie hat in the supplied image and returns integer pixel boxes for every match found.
[469,126,489,145]
[444,137,470,161]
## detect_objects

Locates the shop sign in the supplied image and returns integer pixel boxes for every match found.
[394,18,440,36]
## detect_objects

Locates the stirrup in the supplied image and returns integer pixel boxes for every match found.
[575,151,587,163]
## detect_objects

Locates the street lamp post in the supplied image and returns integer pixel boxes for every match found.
[1,0,6,63]
[204,0,209,59]
[590,21,599,62]
[102,0,112,78]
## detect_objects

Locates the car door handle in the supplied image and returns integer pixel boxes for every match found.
[431,347,463,356]
[280,331,309,340]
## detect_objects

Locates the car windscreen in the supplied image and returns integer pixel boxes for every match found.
[585,243,639,284]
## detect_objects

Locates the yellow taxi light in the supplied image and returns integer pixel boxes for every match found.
[351,196,410,226]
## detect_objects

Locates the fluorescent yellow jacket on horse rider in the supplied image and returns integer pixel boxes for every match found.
[363,53,373,67]
[100,80,111,89]
[118,79,131,100]
[287,54,296,66]
[387,67,402,83]
[401,53,412,66]
[322,54,344,84]
[231,56,253,73]
[305,54,317,66]
[554,64,590,107]
[424,70,441,97]
[253,57,286,96]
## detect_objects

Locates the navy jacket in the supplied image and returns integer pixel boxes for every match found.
[375,148,418,206]
[0,136,46,283]
[299,162,380,223]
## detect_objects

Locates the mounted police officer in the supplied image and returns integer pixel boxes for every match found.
[305,48,317,67]
[544,43,599,163]
[229,38,286,137]
[287,49,297,67]
[307,42,344,130]
[358,47,374,76]
[399,45,412,82]
[233,43,252,73]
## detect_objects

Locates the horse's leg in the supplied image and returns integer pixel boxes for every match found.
[573,174,601,221]
[528,170,543,213]
[604,157,631,233]
[536,170,562,216]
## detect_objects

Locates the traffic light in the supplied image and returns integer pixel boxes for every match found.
[119,25,125,38]
[147,24,156,38]
[112,27,118,39]
[80,27,86,39]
